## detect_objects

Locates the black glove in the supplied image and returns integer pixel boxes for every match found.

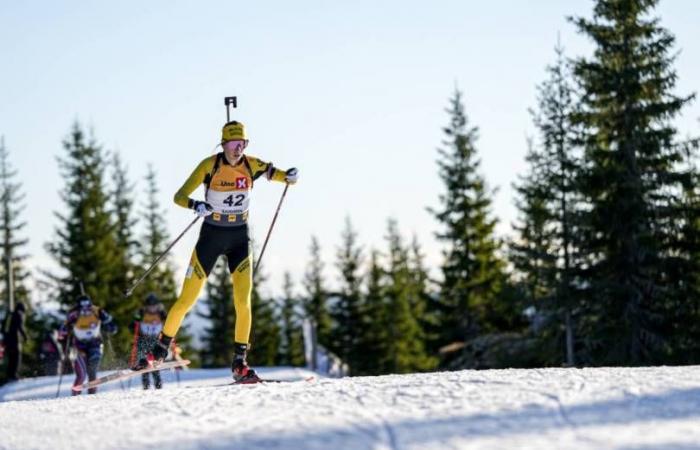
[105,322,118,336]
[152,334,172,362]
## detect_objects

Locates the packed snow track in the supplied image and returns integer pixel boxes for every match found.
[2,366,700,449]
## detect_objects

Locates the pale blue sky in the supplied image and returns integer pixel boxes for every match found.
[1,1,699,302]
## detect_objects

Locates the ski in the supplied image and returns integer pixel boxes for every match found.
[232,375,317,385]
[186,375,316,388]
[72,359,190,392]
[225,375,317,386]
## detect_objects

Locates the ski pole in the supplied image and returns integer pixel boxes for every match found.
[55,333,72,398]
[125,216,201,297]
[105,336,125,391]
[254,183,290,276]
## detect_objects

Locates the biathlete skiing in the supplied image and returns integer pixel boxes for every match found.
[136,118,298,383]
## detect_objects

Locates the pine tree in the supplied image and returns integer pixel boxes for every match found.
[46,123,125,350]
[510,140,559,364]
[301,235,331,369]
[407,235,438,356]
[429,90,508,367]
[111,152,137,281]
[672,179,700,362]
[107,151,140,359]
[359,248,388,375]
[278,272,305,366]
[0,137,30,313]
[0,137,35,379]
[135,165,178,306]
[197,257,235,367]
[329,217,365,374]
[511,43,582,366]
[510,140,556,307]
[380,219,435,373]
[570,0,699,364]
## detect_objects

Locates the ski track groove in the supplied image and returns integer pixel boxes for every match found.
[356,387,401,450]
[319,381,404,450]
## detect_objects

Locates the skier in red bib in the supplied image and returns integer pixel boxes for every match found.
[130,293,168,389]
[146,120,298,383]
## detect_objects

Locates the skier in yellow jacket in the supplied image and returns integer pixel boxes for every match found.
[147,121,298,383]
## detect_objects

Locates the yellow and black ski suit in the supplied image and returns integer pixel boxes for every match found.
[162,152,289,346]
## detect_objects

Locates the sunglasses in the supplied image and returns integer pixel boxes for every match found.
[223,140,246,151]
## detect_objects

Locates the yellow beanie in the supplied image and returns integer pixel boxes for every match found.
[221,121,247,143]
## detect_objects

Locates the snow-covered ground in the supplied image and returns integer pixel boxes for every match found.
[2,365,700,450]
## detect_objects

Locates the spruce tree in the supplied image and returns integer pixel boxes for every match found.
[135,165,178,306]
[510,141,559,364]
[380,219,434,373]
[359,249,388,375]
[301,235,331,369]
[429,90,507,367]
[570,0,699,364]
[46,123,124,349]
[107,151,140,358]
[278,272,305,366]
[672,180,700,362]
[111,152,137,283]
[510,140,556,307]
[511,43,582,366]
[329,217,365,374]
[197,257,235,367]
[408,235,438,358]
[0,137,30,313]
[0,137,34,378]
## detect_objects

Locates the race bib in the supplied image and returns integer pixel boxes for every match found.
[140,321,163,336]
[140,313,164,336]
[74,322,101,341]
[207,189,250,215]
[74,309,102,341]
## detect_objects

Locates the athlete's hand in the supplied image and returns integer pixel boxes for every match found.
[285,168,299,184]
[193,201,214,217]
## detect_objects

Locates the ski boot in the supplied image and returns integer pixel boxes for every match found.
[141,373,151,390]
[151,333,173,365]
[153,371,163,389]
[231,343,261,384]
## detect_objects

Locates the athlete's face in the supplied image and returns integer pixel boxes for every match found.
[223,139,248,164]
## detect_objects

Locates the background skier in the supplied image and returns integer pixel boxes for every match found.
[130,293,168,389]
[58,294,117,394]
[1,302,27,381]
[38,329,63,376]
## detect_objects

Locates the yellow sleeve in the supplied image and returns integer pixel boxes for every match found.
[245,155,287,183]
[173,155,217,208]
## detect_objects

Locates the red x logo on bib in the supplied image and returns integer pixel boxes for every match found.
[236,178,248,189]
